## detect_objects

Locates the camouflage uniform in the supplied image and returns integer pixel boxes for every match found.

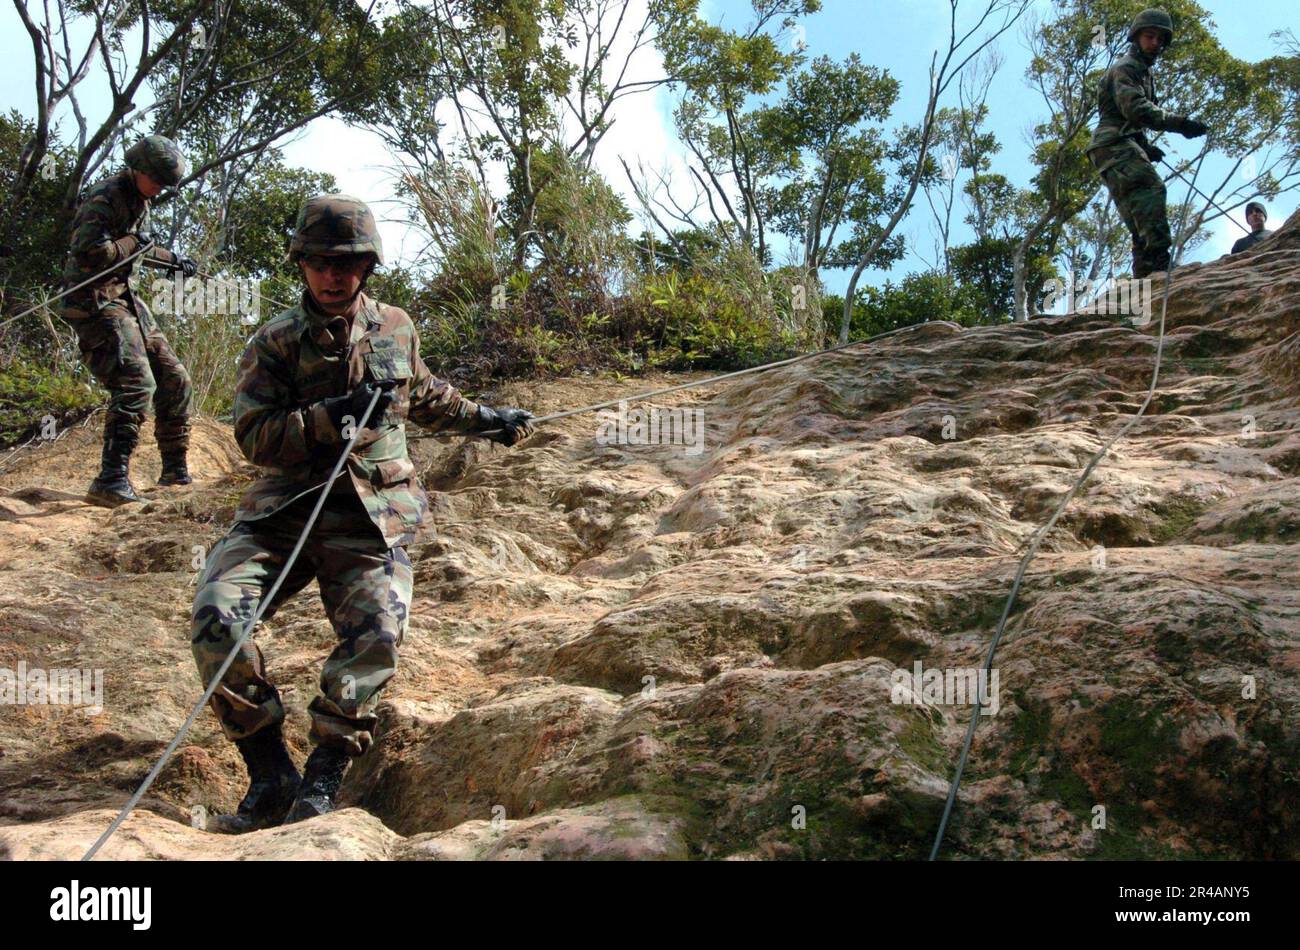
[1086,11,1207,278]
[191,290,496,755]
[192,194,533,833]
[62,136,195,503]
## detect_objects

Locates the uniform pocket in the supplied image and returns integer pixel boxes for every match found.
[362,348,411,382]
[373,457,415,487]
[363,343,412,424]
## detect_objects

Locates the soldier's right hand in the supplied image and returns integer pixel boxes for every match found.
[1171,116,1209,138]
[131,231,158,249]
[322,380,399,438]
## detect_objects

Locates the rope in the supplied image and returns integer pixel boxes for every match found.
[0,243,154,332]
[81,385,386,860]
[927,147,1209,861]
[1159,158,1251,235]
[412,321,962,440]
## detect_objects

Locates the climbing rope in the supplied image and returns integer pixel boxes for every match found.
[0,243,154,333]
[927,147,1210,860]
[412,321,961,439]
[1159,158,1251,235]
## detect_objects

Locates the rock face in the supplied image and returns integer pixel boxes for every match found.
[1,214,1298,860]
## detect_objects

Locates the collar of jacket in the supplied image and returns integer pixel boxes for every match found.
[298,290,382,349]
[110,169,148,219]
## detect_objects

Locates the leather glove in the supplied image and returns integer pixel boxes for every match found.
[1170,116,1209,138]
[472,404,535,446]
[321,379,398,439]
[1144,143,1166,163]
[177,256,198,278]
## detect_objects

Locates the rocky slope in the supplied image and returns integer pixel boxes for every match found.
[1,215,1297,860]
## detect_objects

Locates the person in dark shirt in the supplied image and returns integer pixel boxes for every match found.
[1230,202,1273,254]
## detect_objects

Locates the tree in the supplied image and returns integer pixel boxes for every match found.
[838,0,1033,342]
[2,0,405,275]
[760,54,900,281]
[630,0,821,263]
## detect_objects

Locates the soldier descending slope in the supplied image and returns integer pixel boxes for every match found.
[191,194,536,833]
[61,134,199,507]
[1086,8,1210,278]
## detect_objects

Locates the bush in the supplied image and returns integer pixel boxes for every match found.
[826,269,995,341]
[0,356,102,446]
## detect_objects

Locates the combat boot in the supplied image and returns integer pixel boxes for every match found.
[282,745,351,825]
[208,724,302,834]
[157,452,192,486]
[86,420,142,508]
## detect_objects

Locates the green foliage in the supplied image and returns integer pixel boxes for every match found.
[951,236,1056,320]
[827,269,994,341]
[0,111,78,353]
[632,248,808,370]
[0,358,101,446]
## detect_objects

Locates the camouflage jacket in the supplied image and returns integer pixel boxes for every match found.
[62,170,180,309]
[1087,44,1176,155]
[231,291,483,548]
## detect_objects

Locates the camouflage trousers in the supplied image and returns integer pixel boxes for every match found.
[1089,139,1171,279]
[62,292,192,457]
[191,490,413,756]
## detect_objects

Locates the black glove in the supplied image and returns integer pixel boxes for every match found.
[177,256,198,278]
[1144,143,1166,163]
[1170,116,1209,138]
[131,231,158,250]
[473,404,535,445]
[321,379,398,438]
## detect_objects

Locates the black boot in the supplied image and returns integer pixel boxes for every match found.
[157,452,192,486]
[282,745,351,825]
[86,420,142,508]
[208,724,302,834]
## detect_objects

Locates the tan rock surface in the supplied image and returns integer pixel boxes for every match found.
[1,214,1298,859]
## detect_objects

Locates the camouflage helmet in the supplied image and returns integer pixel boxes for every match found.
[124,134,187,187]
[289,193,384,266]
[1128,8,1174,47]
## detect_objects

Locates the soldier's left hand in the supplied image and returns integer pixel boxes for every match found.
[178,256,198,278]
[475,405,536,446]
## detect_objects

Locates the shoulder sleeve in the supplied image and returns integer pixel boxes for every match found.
[397,308,479,433]
[69,188,139,270]
[232,329,329,466]
[1112,61,1168,130]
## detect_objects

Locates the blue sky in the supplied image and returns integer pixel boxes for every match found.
[2,0,1294,296]
[697,0,1296,291]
